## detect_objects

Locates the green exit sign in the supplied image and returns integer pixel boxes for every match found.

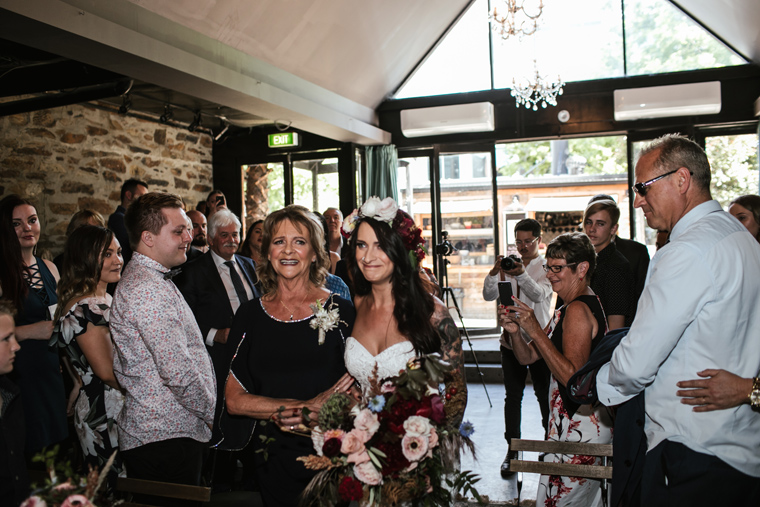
[268,132,300,148]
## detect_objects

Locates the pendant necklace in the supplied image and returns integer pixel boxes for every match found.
[280,292,309,321]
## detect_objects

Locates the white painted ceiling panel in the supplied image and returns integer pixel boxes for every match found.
[126,0,472,108]
[673,0,760,63]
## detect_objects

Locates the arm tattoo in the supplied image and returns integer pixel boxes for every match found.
[437,315,464,371]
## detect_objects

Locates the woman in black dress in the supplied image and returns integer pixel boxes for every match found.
[0,194,67,457]
[223,205,355,507]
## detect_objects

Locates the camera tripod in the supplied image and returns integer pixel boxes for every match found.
[437,254,492,407]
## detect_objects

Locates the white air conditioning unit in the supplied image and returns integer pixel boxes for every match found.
[613,82,721,121]
[400,102,495,138]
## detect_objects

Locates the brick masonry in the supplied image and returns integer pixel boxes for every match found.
[0,103,213,257]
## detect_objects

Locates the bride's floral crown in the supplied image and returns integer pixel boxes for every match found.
[341,197,427,267]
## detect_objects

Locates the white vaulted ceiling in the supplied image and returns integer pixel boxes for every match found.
[0,0,758,144]
[126,0,470,109]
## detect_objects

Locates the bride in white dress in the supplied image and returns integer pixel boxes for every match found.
[341,198,466,419]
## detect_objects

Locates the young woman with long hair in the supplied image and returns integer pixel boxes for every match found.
[51,225,125,483]
[343,198,467,425]
[0,194,68,457]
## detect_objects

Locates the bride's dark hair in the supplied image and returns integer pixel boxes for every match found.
[347,214,440,355]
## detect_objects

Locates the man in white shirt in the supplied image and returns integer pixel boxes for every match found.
[596,134,760,506]
[483,218,553,478]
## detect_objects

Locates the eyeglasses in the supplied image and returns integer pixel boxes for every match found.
[515,237,539,247]
[632,168,692,197]
[543,263,577,273]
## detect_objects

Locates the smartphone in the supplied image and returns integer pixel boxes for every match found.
[498,281,514,306]
[216,195,226,206]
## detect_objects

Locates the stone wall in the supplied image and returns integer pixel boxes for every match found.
[0,103,213,257]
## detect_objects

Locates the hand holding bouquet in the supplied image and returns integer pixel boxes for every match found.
[298,354,483,506]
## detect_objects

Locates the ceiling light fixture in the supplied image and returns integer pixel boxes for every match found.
[188,111,202,132]
[159,104,173,123]
[118,94,131,115]
[490,0,544,40]
[511,61,564,111]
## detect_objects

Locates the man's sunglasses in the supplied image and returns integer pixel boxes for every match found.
[632,168,692,197]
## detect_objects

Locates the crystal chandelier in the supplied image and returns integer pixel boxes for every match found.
[490,0,544,40]
[511,61,564,111]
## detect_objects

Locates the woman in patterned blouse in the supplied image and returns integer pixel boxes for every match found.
[52,225,125,487]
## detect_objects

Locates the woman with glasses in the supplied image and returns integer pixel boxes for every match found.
[499,232,613,507]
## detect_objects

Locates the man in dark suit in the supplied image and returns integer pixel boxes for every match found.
[184,210,208,263]
[108,179,148,265]
[175,208,259,490]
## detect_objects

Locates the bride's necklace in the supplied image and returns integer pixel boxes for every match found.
[280,292,309,321]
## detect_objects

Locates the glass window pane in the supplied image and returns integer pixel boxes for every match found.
[492,0,624,89]
[439,152,496,329]
[293,165,315,209]
[497,136,627,179]
[706,134,759,208]
[495,135,631,252]
[292,158,339,212]
[395,0,491,99]
[624,0,745,76]
[263,162,286,213]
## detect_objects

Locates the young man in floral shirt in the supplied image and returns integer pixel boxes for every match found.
[110,192,216,494]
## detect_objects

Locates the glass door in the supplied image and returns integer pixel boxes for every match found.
[436,147,498,331]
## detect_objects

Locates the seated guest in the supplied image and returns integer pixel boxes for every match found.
[499,232,613,507]
[239,219,264,265]
[0,300,28,506]
[728,194,760,242]
[110,193,216,497]
[53,209,106,272]
[583,198,635,328]
[108,179,148,266]
[221,205,355,507]
[0,195,67,459]
[51,226,125,487]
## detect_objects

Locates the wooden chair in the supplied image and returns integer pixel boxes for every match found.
[509,439,613,507]
[116,477,211,506]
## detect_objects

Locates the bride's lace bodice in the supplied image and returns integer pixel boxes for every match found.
[345,337,417,395]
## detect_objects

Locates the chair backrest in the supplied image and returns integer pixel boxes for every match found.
[116,477,212,503]
[509,439,613,480]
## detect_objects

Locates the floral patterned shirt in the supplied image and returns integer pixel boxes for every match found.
[110,252,216,451]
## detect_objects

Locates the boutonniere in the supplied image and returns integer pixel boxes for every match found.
[309,299,344,345]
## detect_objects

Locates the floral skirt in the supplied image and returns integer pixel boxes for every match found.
[537,376,614,507]
[73,382,125,485]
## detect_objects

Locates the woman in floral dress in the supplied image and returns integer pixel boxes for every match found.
[52,225,125,485]
[500,232,614,507]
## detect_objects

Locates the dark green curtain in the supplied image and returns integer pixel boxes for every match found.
[366,144,398,200]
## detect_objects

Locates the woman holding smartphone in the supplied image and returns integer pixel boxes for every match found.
[499,232,613,507]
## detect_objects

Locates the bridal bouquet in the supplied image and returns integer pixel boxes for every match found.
[298,354,483,506]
